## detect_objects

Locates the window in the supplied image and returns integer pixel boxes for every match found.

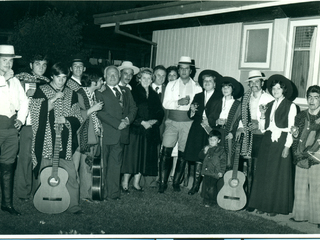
[285,19,320,106]
[240,22,273,69]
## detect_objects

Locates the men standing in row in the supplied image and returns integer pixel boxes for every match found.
[0,45,28,215]
[159,56,202,193]
[118,61,139,90]
[15,54,50,201]
[96,66,137,200]
[235,70,273,205]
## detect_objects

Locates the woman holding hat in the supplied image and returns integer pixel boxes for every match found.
[184,69,223,195]
[248,74,297,216]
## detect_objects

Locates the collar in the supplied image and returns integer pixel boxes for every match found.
[71,76,81,85]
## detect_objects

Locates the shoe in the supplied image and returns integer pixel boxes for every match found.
[267,213,277,217]
[158,184,167,193]
[133,186,143,192]
[1,206,21,215]
[256,210,265,214]
[172,184,181,192]
[289,218,307,222]
[246,207,255,212]
[121,186,130,194]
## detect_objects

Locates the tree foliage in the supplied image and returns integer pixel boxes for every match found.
[9,8,84,65]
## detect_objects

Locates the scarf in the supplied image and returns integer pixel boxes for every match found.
[240,89,253,158]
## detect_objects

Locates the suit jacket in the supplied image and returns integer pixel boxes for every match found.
[96,85,137,145]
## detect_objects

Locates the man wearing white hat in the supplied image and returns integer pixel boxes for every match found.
[159,56,202,193]
[235,70,273,206]
[118,61,139,90]
[0,45,28,215]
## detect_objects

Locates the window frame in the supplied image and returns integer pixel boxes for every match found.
[285,18,320,107]
[240,22,274,69]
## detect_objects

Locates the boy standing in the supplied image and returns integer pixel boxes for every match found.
[199,130,226,207]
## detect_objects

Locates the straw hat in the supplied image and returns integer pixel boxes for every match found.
[0,45,21,58]
[118,61,139,75]
[178,56,194,66]
[245,70,267,82]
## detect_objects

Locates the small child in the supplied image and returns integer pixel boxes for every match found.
[199,130,227,207]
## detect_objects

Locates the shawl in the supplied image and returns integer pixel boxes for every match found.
[30,84,83,178]
[16,72,50,85]
[240,89,253,158]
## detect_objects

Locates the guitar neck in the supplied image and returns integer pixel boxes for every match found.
[52,124,62,177]
[232,134,243,179]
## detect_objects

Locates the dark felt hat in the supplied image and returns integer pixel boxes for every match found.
[267,74,296,101]
[221,76,244,99]
[198,69,223,89]
[69,53,88,66]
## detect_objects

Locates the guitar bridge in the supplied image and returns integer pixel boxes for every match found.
[223,196,240,200]
[42,197,62,201]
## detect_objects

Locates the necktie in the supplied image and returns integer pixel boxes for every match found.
[155,86,159,93]
[113,87,123,107]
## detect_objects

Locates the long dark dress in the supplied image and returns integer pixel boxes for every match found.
[248,98,295,214]
[121,84,164,176]
[184,91,222,162]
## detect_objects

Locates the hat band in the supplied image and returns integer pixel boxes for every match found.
[0,53,17,57]
[248,75,263,79]
[178,61,193,65]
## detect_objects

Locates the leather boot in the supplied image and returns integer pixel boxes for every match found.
[172,151,187,192]
[158,147,173,193]
[188,162,203,195]
[0,163,21,215]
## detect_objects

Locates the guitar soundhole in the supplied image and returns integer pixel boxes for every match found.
[48,176,60,187]
[229,178,239,188]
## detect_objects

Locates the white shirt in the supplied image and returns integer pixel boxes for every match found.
[119,81,132,90]
[152,83,162,94]
[0,76,29,124]
[163,77,202,111]
[107,84,122,97]
[202,90,214,119]
[219,96,235,120]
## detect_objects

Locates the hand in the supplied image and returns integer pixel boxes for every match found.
[4,70,14,81]
[225,132,233,140]
[259,104,268,114]
[235,128,245,141]
[190,103,198,113]
[202,118,209,126]
[178,97,190,106]
[99,84,106,92]
[121,118,130,126]
[55,91,64,101]
[14,119,22,130]
[26,89,36,97]
[118,121,127,130]
[218,172,223,178]
[55,116,66,124]
[148,119,157,125]
[291,126,299,138]
[141,121,152,129]
[216,118,226,126]
[248,121,259,131]
[91,101,104,112]
[282,146,289,158]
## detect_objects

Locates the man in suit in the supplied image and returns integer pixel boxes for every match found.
[96,66,137,200]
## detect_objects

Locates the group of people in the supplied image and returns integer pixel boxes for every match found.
[1,44,320,229]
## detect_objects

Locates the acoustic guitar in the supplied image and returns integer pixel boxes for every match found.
[217,133,246,211]
[33,123,70,214]
[92,129,104,201]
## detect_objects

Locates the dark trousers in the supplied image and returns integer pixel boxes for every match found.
[16,126,33,198]
[0,129,18,164]
[103,142,124,199]
[201,175,222,205]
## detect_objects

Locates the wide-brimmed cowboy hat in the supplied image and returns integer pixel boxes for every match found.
[118,61,139,75]
[0,45,21,58]
[198,69,223,89]
[245,70,267,82]
[267,74,296,101]
[221,76,244,99]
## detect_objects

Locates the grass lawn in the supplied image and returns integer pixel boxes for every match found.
[0,185,303,235]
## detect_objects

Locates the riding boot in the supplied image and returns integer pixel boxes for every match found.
[172,151,187,192]
[188,162,203,195]
[0,163,21,215]
[158,147,173,193]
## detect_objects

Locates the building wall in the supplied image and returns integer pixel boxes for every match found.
[152,18,289,92]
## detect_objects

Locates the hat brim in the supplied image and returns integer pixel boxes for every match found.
[0,54,21,59]
[222,76,244,99]
[198,69,223,89]
[118,65,139,75]
[267,74,295,101]
[178,61,195,66]
[245,76,267,82]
